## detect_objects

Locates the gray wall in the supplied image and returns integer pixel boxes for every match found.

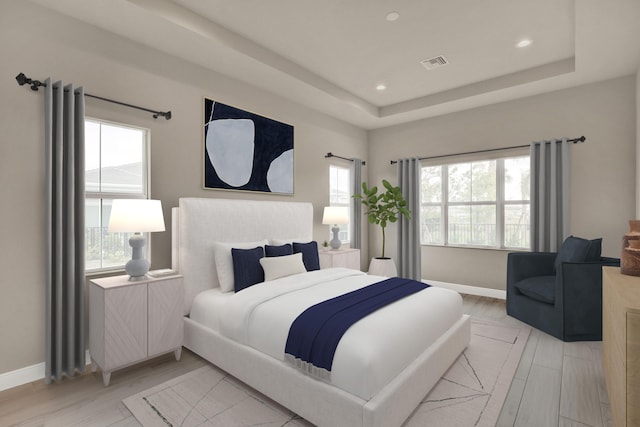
[368,76,636,290]
[0,1,368,376]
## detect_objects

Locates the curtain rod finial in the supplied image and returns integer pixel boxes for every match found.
[152,111,172,120]
[15,72,27,86]
[16,72,44,91]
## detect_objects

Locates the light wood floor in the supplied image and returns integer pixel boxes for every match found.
[0,295,612,427]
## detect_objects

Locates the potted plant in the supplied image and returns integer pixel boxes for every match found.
[353,179,411,276]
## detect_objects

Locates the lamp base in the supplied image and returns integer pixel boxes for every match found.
[126,233,150,280]
[330,225,342,250]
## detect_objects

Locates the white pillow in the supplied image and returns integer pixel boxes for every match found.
[214,240,267,292]
[260,253,307,281]
[269,237,310,246]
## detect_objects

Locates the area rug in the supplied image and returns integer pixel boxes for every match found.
[123,318,529,427]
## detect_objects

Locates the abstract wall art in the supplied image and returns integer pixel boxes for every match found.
[203,98,294,194]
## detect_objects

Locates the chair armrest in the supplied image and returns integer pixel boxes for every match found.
[556,261,608,339]
[556,259,619,308]
[507,252,556,289]
[599,256,620,267]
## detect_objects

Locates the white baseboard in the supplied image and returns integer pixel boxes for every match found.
[425,279,506,300]
[0,350,91,392]
[0,361,46,392]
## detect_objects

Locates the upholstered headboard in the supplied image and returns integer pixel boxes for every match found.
[172,197,313,315]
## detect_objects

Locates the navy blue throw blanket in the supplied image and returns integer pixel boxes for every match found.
[285,277,430,374]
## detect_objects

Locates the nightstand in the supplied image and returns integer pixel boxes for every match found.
[89,274,183,386]
[318,248,360,270]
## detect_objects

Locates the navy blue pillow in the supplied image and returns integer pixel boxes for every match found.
[232,246,265,292]
[265,244,293,257]
[554,236,591,271]
[293,241,320,271]
[586,238,602,261]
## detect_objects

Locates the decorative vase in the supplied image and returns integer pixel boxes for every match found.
[368,257,397,277]
[621,220,640,276]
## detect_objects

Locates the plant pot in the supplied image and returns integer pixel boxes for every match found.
[368,257,397,277]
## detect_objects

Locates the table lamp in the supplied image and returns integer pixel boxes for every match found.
[322,206,349,250]
[108,199,165,280]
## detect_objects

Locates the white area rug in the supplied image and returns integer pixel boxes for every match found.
[123,318,529,427]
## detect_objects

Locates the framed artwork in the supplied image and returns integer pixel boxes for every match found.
[203,98,294,194]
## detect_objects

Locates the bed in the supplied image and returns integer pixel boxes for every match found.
[172,197,470,427]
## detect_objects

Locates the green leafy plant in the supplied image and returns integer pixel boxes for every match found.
[353,179,411,258]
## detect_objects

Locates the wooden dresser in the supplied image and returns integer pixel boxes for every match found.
[602,267,640,426]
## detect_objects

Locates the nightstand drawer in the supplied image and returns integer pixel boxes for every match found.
[148,277,183,357]
[103,284,147,370]
[318,248,360,270]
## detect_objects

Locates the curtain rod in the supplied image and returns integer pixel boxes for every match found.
[325,152,366,166]
[15,73,172,120]
[389,136,585,165]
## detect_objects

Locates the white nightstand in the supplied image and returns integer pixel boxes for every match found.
[89,274,183,386]
[318,248,361,270]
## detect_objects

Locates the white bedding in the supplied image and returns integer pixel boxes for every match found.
[190,287,234,332]
[192,268,464,400]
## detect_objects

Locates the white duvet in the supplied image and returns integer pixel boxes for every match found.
[211,268,464,400]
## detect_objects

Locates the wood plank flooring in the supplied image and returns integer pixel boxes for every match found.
[460,295,612,427]
[0,295,611,427]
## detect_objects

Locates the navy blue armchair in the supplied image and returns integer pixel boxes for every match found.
[507,251,619,342]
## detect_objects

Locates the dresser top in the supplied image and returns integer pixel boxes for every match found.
[90,273,182,289]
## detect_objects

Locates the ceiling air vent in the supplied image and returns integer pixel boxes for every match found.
[420,55,448,71]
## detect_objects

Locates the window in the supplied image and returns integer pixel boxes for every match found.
[420,155,530,249]
[329,165,351,242]
[85,119,150,272]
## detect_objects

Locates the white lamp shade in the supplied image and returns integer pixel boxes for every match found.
[322,206,349,225]
[108,199,166,233]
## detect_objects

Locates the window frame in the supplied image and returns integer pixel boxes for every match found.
[85,117,151,274]
[420,151,530,250]
[328,164,351,244]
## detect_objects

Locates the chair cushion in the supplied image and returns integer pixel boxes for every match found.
[514,276,556,304]
[554,236,592,271]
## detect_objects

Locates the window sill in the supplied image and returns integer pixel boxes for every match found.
[421,243,530,252]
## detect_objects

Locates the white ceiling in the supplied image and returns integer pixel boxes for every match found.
[29,0,640,129]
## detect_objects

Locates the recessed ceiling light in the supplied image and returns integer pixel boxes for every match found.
[386,11,400,21]
[376,84,387,91]
[516,39,532,48]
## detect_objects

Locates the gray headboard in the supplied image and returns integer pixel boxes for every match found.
[172,197,313,315]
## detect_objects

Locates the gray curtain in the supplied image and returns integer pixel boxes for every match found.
[45,79,86,383]
[350,159,363,249]
[530,138,570,252]
[397,158,421,280]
